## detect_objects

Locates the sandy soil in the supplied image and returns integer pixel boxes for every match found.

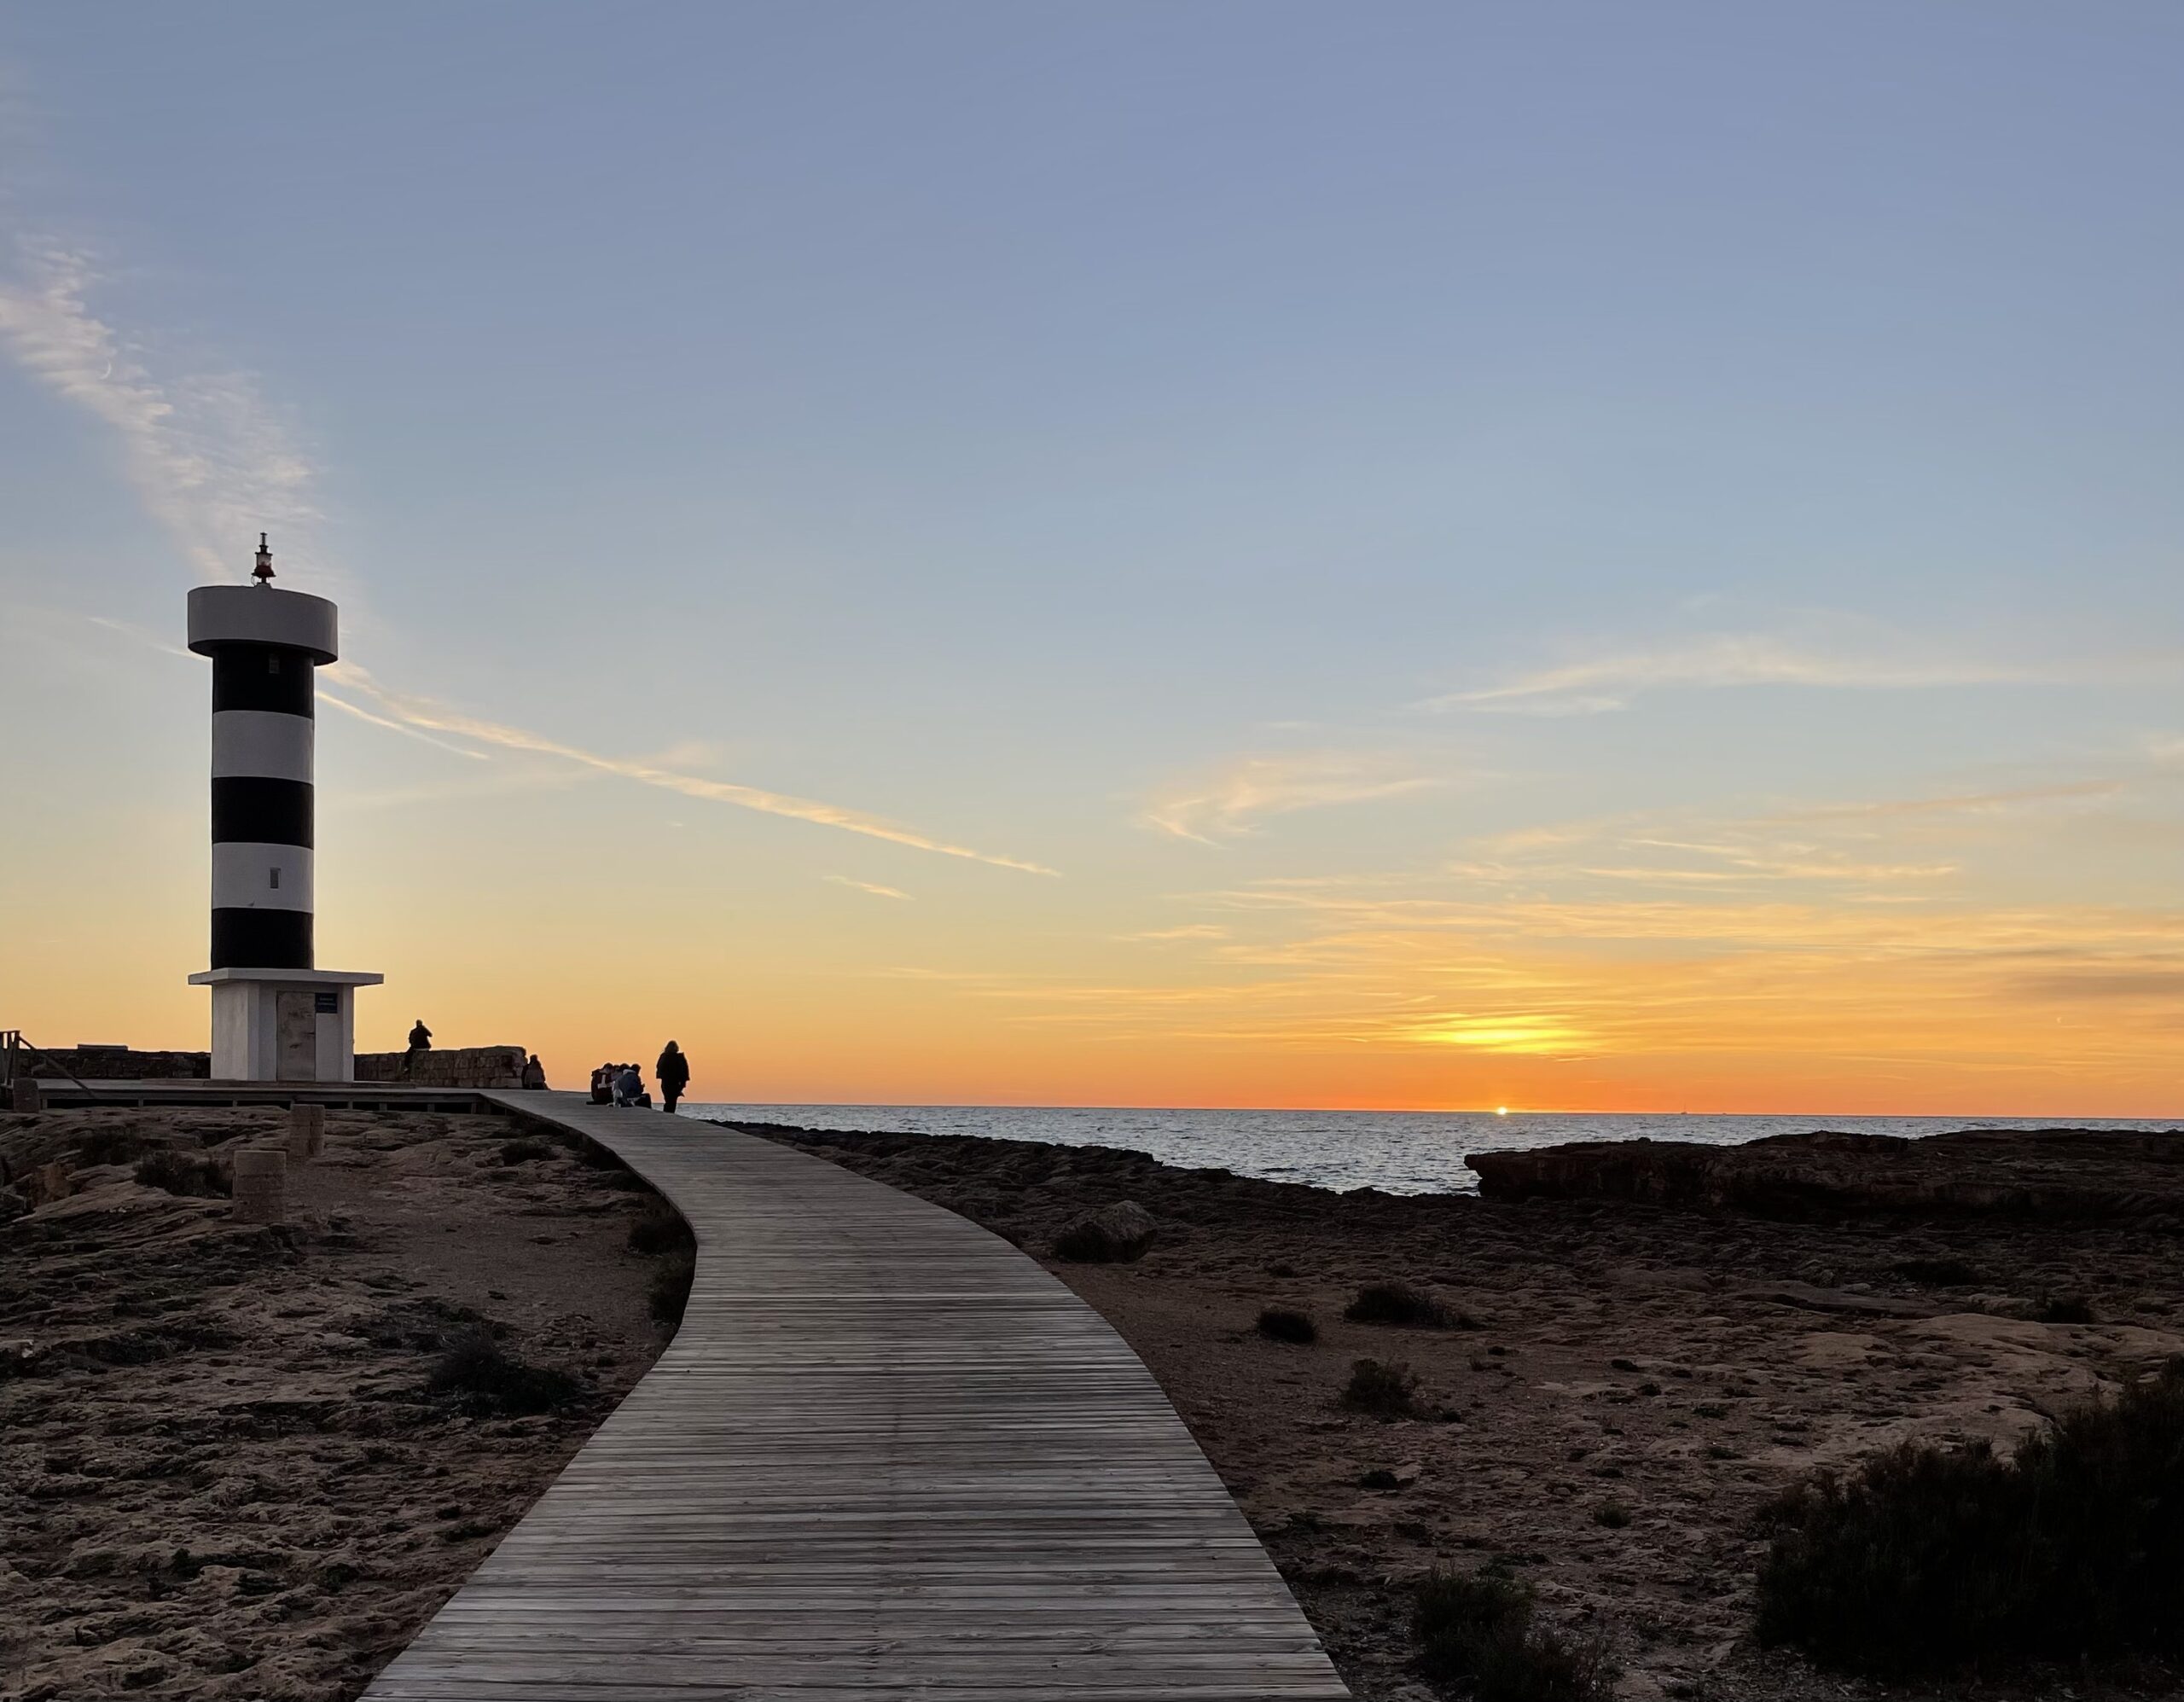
[733,1121,2184,1702]
[0,1105,677,1702]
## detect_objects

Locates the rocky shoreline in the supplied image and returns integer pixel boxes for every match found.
[729,1118,2184,1702]
[7,1105,2179,1702]
[1467,1126,2184,1222]
[0,1106,680,1702]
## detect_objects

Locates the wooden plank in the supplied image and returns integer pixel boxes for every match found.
[359,1092,1349,1700]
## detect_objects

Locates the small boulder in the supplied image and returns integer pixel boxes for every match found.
[1051,1200,1157,1263]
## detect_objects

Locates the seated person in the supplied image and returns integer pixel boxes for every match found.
[589,1064,614,1105]
[613,1064,645,1107]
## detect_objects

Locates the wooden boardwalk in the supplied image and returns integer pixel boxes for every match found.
[363,1092,1350,1701]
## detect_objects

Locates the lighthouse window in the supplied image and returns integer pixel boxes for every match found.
[270,868,281,890]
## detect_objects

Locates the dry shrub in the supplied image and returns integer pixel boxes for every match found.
[134,1150,230,1198]
[1257,1308,1317,1345]
[1346,1281,1465,1327]
[1891,1256,1981,1287]
[649,1249,696,1327]
[1414,1565,1616,1701]
[426,1327,583,1416]
[1344,1356,1421,1418]
[627,1201,692,1257]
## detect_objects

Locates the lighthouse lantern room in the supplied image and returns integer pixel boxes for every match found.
[184,537,382,1082]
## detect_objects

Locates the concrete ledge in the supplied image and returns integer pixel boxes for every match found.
[355,1045,530,1089]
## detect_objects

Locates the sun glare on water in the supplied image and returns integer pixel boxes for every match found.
[1496,1106,1509,1116]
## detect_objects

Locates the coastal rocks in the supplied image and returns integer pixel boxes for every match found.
[1052,1199,1157,1263]
[1466,1127,2184,1221]
[738,1114,2184,1702]
[1,1102,669,1702]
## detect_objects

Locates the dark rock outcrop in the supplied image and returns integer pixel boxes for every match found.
[1467,1127,2184,1221]
[1052,1199,1158,1262]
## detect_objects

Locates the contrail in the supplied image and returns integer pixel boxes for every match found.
[325,664,1060,876]
[5,236,1056,878]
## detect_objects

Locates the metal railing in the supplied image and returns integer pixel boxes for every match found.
[0,1031,102,1101]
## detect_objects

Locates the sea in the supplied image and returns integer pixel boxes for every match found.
[681,1104,2181,1197]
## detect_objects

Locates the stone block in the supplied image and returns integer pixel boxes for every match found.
[288,1103,326,1160]
[232,1147,287,1225]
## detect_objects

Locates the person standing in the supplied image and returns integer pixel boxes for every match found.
[520,1053,547,1089]
[656,1041,690,1115]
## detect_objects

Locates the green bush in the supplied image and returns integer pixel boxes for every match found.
[1257,1308,1317,1345]
[1414,1566,1615,1702]
[1757,1359,2184,1674]
[1343,1357,1421,1418]
[1345,1281,1456,1327]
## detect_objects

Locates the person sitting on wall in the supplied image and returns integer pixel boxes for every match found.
[404,1019,433,1078]
[613,1062,646,1108]
[655,1041,689,1115]
[520,1053,548,1090]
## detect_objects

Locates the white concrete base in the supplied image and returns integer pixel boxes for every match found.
[185,967,384,1083]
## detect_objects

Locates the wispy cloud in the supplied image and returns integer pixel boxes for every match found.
[825,874,912,901]
[1776,779,2135,822]
[0,240,323,587]
[2,229,1054,880]
[1398,1011,1589,1053]
[326,663,1059,875]
[1145,751,1443,844]
[1430,630,2040,716]
[2014,968,2184,1002]
[1120,924,1231,942]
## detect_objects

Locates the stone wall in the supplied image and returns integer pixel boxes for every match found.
[20,1046,212,1082]
[354,1045,534,1089]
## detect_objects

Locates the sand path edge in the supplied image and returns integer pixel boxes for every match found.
[360,1090,1350,1701]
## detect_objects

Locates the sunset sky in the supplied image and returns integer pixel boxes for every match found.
[2,5,2179,1112]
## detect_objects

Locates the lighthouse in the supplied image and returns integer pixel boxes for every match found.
[184,536,381,1081]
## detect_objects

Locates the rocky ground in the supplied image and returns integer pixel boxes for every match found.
[0,1106,682,1702]
[730,1120,2184,1702]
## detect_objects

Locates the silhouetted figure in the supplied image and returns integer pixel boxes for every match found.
[613,1063,645,1108]
[589,1062,613,1105]
[404,1019,433,1078]
[656,1042,689,1114]
[520,1052,547,1090]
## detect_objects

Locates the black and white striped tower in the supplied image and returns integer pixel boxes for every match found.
[186,537,381,1082]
